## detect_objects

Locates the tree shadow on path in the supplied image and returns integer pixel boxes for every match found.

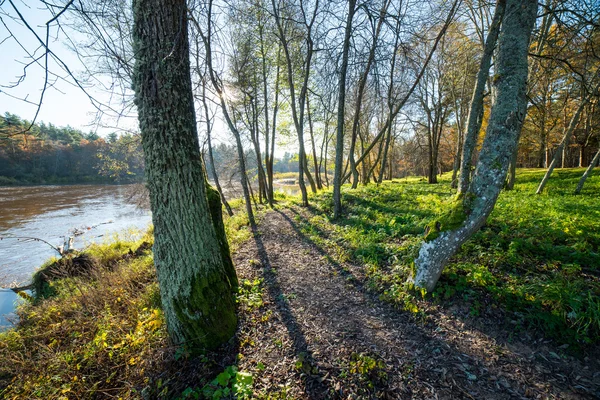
[250,224,332,399]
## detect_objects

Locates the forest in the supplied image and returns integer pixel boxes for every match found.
[0,112,300,186]
[0,113,144,184]
[0,0,599,398]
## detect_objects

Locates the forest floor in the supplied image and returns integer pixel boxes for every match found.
[1,169,599,399]
[230,206,599,399]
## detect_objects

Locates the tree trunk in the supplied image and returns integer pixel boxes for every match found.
[259,24,273,206]
[450,131,462,188]
[132,0,237,349]
[272,0,320,205]
[267,47,281,204]
[250,94,268,204]
[538,110,547,168]
[536,82,598,194]
[348,0,391,189]
[203,82,233,217]
[457,0,506,195]
[378,121,394,184]
[333,0,356,218]
[195,4,255,225]
[575,147,600,194]
[323,118,331,187]
[378,16,401,185]
[505,144,518,190]
[411,0,536,292]
[428,135,438,184]
[307,95,322,189]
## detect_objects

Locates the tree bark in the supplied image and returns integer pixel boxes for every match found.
[132,0,237,349]
[575,147,600,194]
[412,0,536,292]
[333,0,356,218]
[457,0,505,195]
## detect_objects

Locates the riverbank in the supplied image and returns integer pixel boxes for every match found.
[0,176,144,186]
[0,184,152,287]
[0,170,598,398]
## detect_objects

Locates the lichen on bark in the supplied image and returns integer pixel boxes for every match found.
[132,0,237,351]
[411,0,537,293]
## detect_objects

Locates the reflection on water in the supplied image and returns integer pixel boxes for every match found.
[0,185,152,287]
[0,289,22,330]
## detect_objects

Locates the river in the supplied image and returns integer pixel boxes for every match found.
[0,182,301,328]
[0,185,152,328]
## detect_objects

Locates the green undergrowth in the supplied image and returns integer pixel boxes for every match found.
[0,231,165,399]
[292,169,600,348]
[0,196,264,399]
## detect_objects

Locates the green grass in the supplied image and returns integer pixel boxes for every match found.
[291,168,600,347]
[1,168,597,398]
[0,200,258,399]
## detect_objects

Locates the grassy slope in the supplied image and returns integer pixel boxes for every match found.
[0,169,598,398]
[299,168,600,345]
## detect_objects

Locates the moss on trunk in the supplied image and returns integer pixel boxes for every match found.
[132,0,237,351]
[205,183,238,289]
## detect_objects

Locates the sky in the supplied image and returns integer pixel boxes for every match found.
[0,1,298,156]
[0,2,114,134]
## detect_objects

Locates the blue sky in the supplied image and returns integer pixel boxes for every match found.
[0,2,131,135]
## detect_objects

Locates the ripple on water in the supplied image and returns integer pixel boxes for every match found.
[0,184,152,327]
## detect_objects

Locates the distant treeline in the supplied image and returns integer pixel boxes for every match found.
[0,112,304,186]
[204,142,301,184]
[0,113,144,185]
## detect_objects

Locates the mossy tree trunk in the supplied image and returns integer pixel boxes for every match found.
[412,0,537,292]
[132,0,237,350]
[457,0,505,195]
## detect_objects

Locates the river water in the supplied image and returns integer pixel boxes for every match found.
[0,182,300,328]
[0,185,152,328]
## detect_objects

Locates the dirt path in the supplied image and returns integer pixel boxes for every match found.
[232,208,599,399]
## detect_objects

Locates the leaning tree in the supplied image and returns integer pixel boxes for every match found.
[411,0,538,292]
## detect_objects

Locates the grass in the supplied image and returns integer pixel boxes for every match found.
[290,168,600,347]
[0,200,261,399]
[0,232,165,398]
[0,168,597,397]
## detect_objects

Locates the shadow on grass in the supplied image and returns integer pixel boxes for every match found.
[308,186,600,349]
[271,209,560,398]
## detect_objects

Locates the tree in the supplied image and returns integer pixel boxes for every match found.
[332,0,357,219]
[457,0,505,195]
[411,0,538,292]
[132,0,237,350]
[193,0,256,225]
[272,0,322,206]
